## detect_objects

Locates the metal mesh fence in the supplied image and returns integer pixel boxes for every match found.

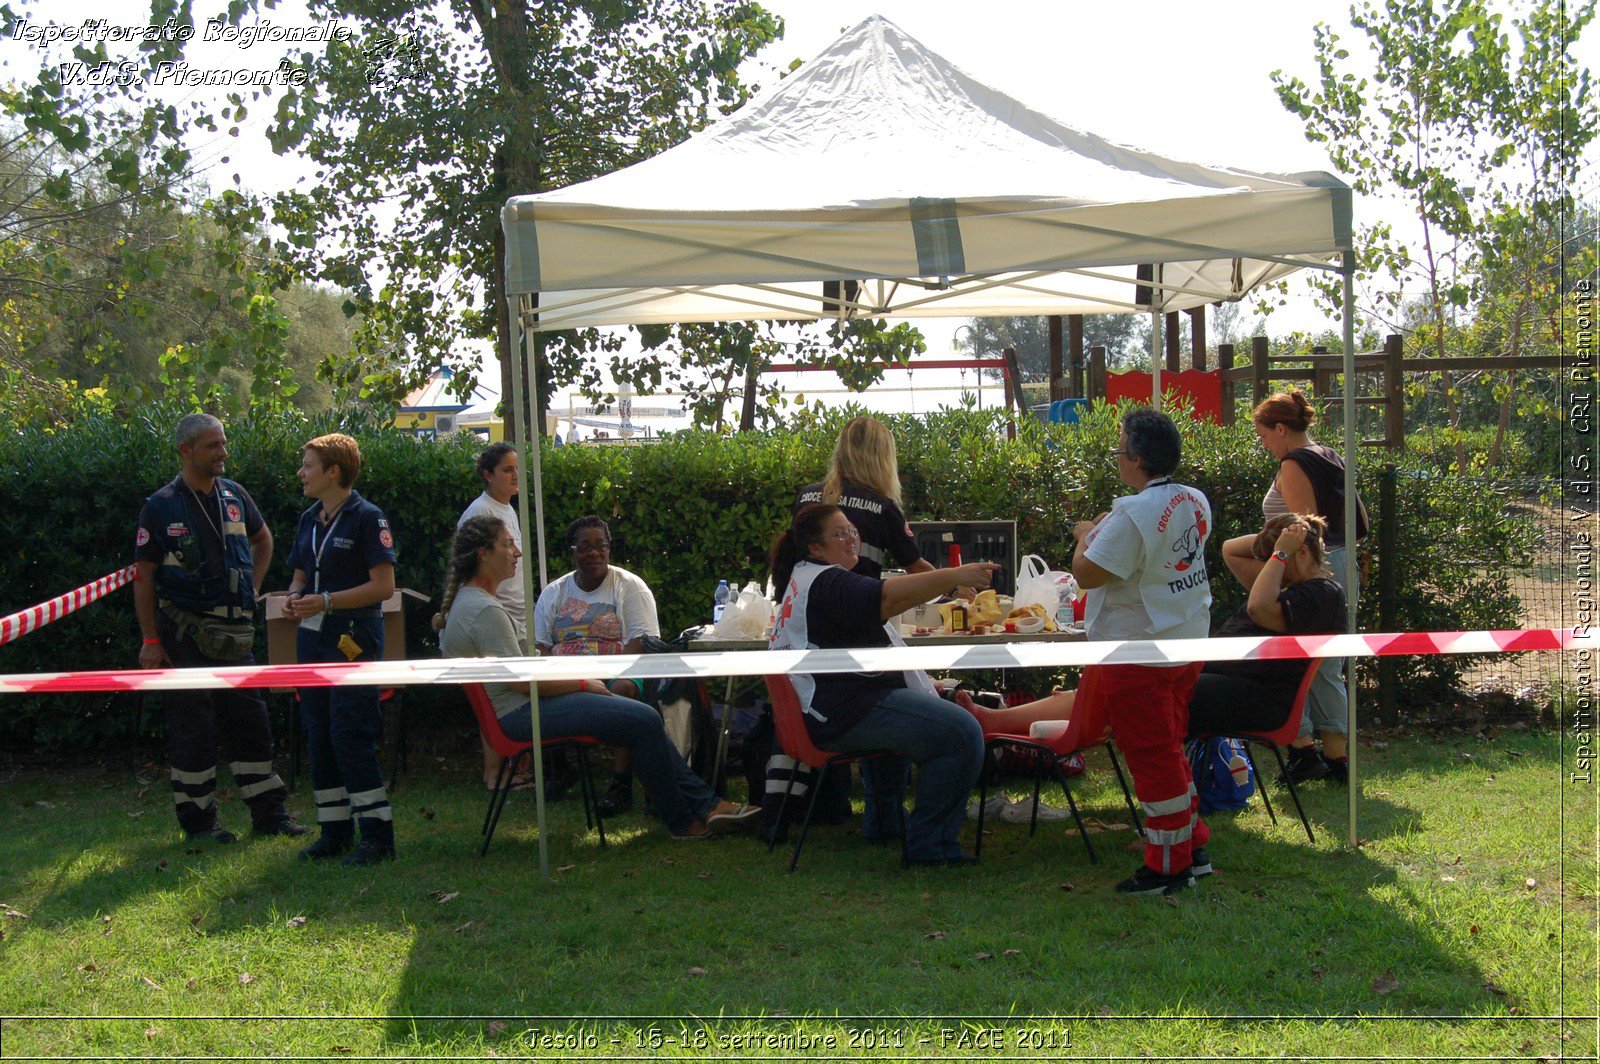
[1448,477,1571,703]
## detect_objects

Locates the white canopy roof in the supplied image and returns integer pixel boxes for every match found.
[501,15,1351,330]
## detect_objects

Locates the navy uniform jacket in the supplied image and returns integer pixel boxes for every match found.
[135,476,263,618]
[287,491,396,617]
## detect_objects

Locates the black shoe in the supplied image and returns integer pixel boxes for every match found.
[596,781,633,817]
[297,832,353,861]
[1324,757,1349,784]
[906,853,980,867]
[1115,864,1193,896]
[342,840,396,867]
[186,825,237,844]
[542,766,579,802]
[1278,747,1332,785]
[253,815,312,838]
[1189,847,1214,879]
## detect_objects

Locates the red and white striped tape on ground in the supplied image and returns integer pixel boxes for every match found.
[0,627,1587,695]
[0,565,137,648]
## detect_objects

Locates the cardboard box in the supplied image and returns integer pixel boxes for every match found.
[262,588,430,691]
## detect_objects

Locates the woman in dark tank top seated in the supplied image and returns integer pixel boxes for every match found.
[1188,514,1346,744]
[1219,391,1366,783]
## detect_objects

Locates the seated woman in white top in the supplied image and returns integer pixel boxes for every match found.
[436,516,759,840]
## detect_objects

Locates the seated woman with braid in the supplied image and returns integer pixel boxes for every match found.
[436,516,761,841]
[1186,513,1346,742]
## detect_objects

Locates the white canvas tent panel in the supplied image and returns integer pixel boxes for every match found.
[502,17,1350,323]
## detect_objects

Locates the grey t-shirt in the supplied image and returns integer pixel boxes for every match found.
[441,585,527,719]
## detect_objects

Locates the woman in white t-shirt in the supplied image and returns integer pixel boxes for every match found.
[533,515,662,817]
[1071,407,1214,897]
[458,443,532,791]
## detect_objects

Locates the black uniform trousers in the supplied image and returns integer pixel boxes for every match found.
[159,613,289,835]
[295,615,393,849]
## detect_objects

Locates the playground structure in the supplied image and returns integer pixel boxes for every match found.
[1039,313,1564,450]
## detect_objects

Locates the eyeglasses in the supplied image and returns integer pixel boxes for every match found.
[823,526,861,545]
[572,541,611,555]
[1108,448,1132,459]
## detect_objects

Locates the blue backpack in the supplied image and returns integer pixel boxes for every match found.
[1187,737,1255,813]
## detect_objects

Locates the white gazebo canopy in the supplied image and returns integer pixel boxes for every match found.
[502,15,1350,329]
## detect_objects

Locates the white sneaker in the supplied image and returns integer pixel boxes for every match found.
[966,792,1010,821]
[1000,800,1073,823]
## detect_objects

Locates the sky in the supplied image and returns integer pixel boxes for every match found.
[12,0,1597,429]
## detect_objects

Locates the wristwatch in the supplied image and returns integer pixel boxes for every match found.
[1270,550,1291,565]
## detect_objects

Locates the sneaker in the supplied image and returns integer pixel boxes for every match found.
[1189,846,1214,879]
[1000,800,1073,823]
[966,792,1010,821]
[186,825,237,844]
[252,815,311,838]
[1115,863,1193,896]
[596,780,633,817]
[1324,757,1349,784]
[1278,747,1331,785]
[297,832,353,861]
[342,840,396,866]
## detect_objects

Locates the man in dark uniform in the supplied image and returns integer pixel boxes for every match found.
[134,413,308,843]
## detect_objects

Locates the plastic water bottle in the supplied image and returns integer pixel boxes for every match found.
[713,579,731,623]
[1228,747,1250,788]
[1054,574,1079,629]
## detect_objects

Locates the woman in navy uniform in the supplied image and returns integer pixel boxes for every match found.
[281,433,398,866]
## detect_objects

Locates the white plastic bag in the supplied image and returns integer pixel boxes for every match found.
[713,583,773,639]
[1013,554,1058,614]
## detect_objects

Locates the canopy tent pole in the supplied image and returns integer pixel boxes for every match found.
[1341,250,1360,848]
[507,295,550,878]
[1150,309,1162,409]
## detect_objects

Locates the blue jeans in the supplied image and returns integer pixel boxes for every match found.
[499,692,717,835]
[827,688,985,861]
[1303,545,1355,740]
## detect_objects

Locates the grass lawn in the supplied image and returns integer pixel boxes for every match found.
[0,730,1593,1060]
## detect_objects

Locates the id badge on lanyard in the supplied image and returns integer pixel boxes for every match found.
[300,512,344,631]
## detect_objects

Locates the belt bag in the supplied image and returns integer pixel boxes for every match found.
[165,607,255,662]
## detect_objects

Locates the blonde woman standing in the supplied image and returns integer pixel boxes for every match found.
[794,417,934,579]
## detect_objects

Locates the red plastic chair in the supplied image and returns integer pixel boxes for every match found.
[1189,659,1323,844]
[763,674,908,872]
[974,664,1142,863]
[463,683,607,856]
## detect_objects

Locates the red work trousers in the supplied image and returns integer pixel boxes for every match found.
[1100,662,1207,876]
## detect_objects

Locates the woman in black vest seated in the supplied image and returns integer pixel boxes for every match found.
[1188,514,1346,741]
[768,504,999,866]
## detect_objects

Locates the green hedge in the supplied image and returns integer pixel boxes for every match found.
[0,403,1537,750]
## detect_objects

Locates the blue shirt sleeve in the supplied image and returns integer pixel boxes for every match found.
[364,506,397,570]
[286,512,308,572]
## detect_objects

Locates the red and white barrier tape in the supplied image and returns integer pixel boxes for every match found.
[0,627,1587,695]
[0,565,137,648]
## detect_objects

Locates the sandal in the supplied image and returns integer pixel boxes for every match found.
[669,822,715,841]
